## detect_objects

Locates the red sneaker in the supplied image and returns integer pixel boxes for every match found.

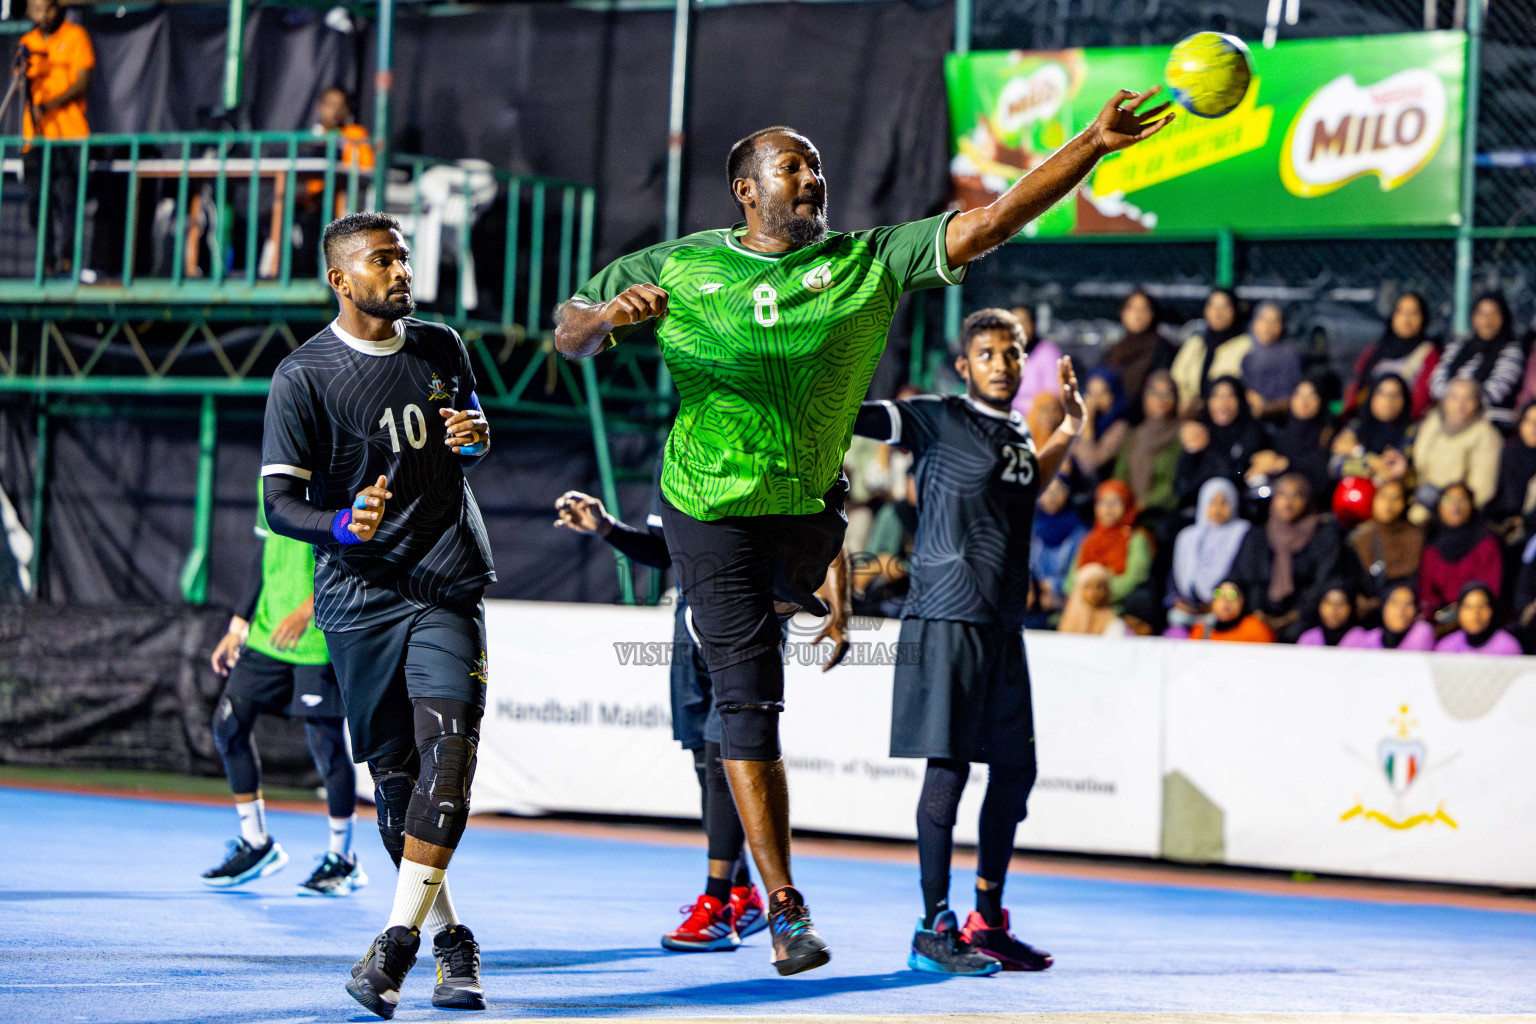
[730,884,768,938]
[960,909,1053,971]
[661,894,741,952]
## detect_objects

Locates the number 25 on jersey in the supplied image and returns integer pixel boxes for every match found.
[1001,445,1034,486]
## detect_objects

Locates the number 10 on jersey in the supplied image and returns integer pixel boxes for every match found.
[380,405,428,452]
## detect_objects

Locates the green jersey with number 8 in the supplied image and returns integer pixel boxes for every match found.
[574,212,968,520]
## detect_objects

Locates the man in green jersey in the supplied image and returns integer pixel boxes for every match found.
[554,87,1169,976]
[201,481,365,896]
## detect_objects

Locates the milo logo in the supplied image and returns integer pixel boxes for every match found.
[994,63,1069,137]
[1280,69,1447,197]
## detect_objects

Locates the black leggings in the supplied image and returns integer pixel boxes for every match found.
[916,758,1036,908]
[212,695,354,819]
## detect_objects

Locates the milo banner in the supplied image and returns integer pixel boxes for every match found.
[945,31,1467,235]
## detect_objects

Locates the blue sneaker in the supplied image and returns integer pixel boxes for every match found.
[297,852,368,896]
[200,837,288,888]
[908,910,1001,976]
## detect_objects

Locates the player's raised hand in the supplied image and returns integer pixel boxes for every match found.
[1058,355,1086,426]
[604,283,669,328]
[1088,87,1174,155]
[441,405,490,455]
[348,475,391,542]
[553,490,612,536]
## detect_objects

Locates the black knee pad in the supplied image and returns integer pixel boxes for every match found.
[918,759,969,830]
[982,762,1036,825]
[306,718,356,819]
[367,747,419,868]
[717,702,781,761]
[406,732,478,849]
[212,695,261,793]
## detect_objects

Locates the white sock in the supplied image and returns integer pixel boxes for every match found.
[386,859,445,932]
[329,816,354,858]
[236,799,267,847]
[423,879,462,939]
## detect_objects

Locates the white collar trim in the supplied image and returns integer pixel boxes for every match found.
[331,318,405,356]
[964,394,1014,421]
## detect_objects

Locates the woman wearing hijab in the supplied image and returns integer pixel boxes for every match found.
[1027,391,1066,451]
[1188,581,1275,643]
[1099,289,1178,401]
[1330,374,1415,481]
[1246,379,1333,502]
[1009,305,1067,418]
[1170,288,1251,415]
[1411,378,1503,512]
[1434,582,1522,654]
[1166,478,1250,631]
[1486,401,1536,538]
[1174,376,1265,509]
[1344,293,1439,420]
[1113,370,1182,517]
[1428,293,1525,429]
[1056,563,1129,636]
[1070,367,1131,483]
[1297,583,1366,647]
[1344,583,1437,650]
[1028,476,1087,628]
[1240,302,1303,421]
[1232,472,1350,642]
[1349,478,1425,605]
[1064,480,1153,610]
[1418,482,1503,617]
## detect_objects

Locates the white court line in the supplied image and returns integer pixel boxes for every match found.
[416,1016,1536,1024]
[0,982,165,988]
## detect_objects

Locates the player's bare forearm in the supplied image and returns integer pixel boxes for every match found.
[1036,429,1076,485]
[945,135,1102,264]
[552,299,617,359]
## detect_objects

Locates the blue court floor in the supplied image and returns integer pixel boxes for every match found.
[3,787,1535,1023]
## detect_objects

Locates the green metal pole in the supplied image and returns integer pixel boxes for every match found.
[942,0,972,367]
[953,0,971,54]
[1215,226,1235,288]
[29,401,48,599]
[371,0,396,210]
[663,0,690,242]
[1452,0,1483,335]
[583,361,634,605]
[179,394,218,605]
[223,0,246,112]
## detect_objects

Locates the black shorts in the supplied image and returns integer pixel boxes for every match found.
[660,478,847,708]
[890,618,1036,767]
[224,648,344,719]
[324,592,488,764]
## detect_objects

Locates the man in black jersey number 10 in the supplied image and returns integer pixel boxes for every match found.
[261,212,497,1019]
[852,308,1083,976]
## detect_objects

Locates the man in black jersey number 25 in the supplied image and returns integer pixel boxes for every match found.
[261,212,496,1019]
[853,308,1082,977]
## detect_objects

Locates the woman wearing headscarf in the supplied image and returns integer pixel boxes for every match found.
[1027,476,1087,628]
[1418,482,1503,617]
[1166,478,1250,631]
[1188,581,1275,643]
[1297,583,1366,647]
[1344,293,1439,420]
[1433,582,1522,655]
[1170,288,1251,415]
[1009,305,1067,418]
[1113,370,1182,517]
[1486,401,1536,540]
[1064,480,1153,610]
[1174,376,1265,509]
[1344,583,1437,650]
[1069,366,1131,483]
[1428,293,1525,429]
[1349,478,1425,604]
[1099,289,1178,401]
[1411,378,1504,513]
[1246,379,1333,502]
[1330,373,1415,482]
[1231,471,1351,642]
[1056,563,1129,636]
[1240,302,1303,421]
[1027,391,1066,451]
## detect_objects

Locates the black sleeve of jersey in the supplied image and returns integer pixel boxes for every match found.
[852,398,943,453]
[263,473,336,546]
[604,518,671,569]
[234,544,264,621]
[260,365,316,482]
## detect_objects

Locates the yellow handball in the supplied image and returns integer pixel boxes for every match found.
[1165,31,1253,119]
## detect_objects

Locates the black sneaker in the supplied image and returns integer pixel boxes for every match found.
[297,852,368,897]
[908,910,1001,976]
[345,925,420,1020]
[432,924,487,1009]
[199,837,288,888]
[767,885,830,976]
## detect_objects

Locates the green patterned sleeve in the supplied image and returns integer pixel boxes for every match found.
[853,212,969,293]
[570,246,666,345]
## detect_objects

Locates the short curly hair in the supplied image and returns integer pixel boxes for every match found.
[960,307,1026,354]
[322,211,402,270]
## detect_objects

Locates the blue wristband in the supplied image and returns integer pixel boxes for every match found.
[332,509,364,545]
[458,440,487,457]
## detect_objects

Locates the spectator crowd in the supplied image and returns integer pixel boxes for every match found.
[846,289,1536,657]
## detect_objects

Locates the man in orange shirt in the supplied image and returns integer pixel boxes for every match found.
[15,0,95,275]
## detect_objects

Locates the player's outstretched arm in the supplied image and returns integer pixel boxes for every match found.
[1036,356,1086,483]
[553,284,669,359]
[944,88,1173,266]
[554,490,673,569]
